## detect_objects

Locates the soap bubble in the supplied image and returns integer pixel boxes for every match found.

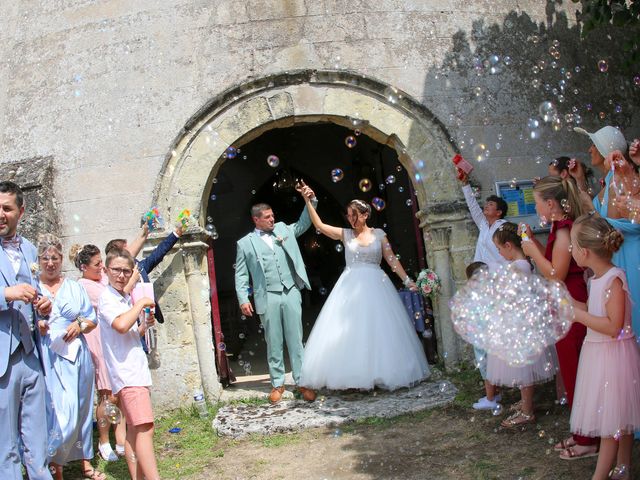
[634,75,640,86]
[224,146,237,159]
[371,197,386,211]
[335,243,344,253]
[405,199,413,207]
[383,85,401,104]
[503,56,512,66]
[358,178,372,192]
[538,101,557,122]
[491,404,503,416]
[473,144,488,161]
[354,129,361,136]
[450,263,574,366]
[319,287,328,296]
[331,168,344,183]
[105,402,122,424]
[218,342,226,351]
[385,175,396,184]
[266,155,280,167]
[615,105,622,114]
[345,136,357,148]
[597,59,609,73]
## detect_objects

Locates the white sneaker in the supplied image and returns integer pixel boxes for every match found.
[99,443,118,462]
[472,396,500,410]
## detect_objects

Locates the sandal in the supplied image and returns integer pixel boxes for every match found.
[82,468,106,480]
[553,436,577,452]
[509,400,523,412]
[558,445,598,461]
[500,411,536,428]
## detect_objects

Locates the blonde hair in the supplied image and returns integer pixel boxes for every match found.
[573,213,624,259]
[37,233,63,258]
[533,176,585,220]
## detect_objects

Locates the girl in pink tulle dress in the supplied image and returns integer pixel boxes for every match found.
[486,222,558,428]
[569,214,640,479]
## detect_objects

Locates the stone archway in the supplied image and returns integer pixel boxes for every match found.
[154,70,476,400]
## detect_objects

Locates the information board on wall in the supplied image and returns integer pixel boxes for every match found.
[495,179,549,233]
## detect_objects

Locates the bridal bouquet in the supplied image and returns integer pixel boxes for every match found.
[416,269,441,299]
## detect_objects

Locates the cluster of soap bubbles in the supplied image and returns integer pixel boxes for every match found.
[450,264,574,366]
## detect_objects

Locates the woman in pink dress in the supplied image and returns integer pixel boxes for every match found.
[569,214,640,478]
[71,244,127,461]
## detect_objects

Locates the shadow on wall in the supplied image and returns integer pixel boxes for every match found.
[410,1,639,208]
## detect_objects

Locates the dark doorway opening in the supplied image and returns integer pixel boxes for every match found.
[206,122,434,384]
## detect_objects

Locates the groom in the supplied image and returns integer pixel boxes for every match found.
[235,185,317,404]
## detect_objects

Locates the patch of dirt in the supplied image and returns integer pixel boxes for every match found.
[190,394,640,479]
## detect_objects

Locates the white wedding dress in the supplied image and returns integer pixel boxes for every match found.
[300,228,430,390]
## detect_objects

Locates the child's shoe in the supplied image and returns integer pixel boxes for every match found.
[472,396,501,410]
[99,443,118,462]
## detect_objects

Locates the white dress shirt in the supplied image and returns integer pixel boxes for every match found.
[255,228,274,250]
[462,184,507,269]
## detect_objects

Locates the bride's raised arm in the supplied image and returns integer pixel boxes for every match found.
[381,234,417,291]
[302,194,343,241]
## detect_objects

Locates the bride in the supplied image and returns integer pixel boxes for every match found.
[299,184,430,391]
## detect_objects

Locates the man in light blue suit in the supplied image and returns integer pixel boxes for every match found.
[0,181,53,479]
[235,184,317,404]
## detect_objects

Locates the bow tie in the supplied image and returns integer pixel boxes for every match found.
[1,236,20,248]
[259,230,273,236]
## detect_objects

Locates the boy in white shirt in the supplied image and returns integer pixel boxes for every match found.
[459,171,508,411]
[99,249,159,480]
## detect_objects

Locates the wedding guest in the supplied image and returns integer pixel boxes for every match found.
[71,244,126,461]
[37,234,104,480]
[105,223,185,326]
[99,248,159,480]
[0,181,53,479]
[487,223,557,428]
[521,176,598,459]
[298,190,429,391]
[574,127,640,343]
[569,214,640,477]
[457,171,507,411]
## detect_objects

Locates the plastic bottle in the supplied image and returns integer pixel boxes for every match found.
[193,388,208,417]
[144,307,157,350]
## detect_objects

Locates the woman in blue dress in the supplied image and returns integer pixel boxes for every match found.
[36,234,105,480]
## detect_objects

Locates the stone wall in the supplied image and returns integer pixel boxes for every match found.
[1,1,639,409]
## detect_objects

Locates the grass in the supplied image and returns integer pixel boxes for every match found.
[61,402,222,480]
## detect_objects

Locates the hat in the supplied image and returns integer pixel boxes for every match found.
[574,126,628,157]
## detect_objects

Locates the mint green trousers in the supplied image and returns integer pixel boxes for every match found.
[259,287,303,387]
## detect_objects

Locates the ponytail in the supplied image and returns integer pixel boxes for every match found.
[533,176,585,220]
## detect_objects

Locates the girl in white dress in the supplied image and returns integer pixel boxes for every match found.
[298,189,430,391]
[485,223,558,428]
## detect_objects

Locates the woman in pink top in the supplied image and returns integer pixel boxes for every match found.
[71,244,127,462]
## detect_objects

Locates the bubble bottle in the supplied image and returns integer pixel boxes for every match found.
[192,387,208,418]
[144,307,157,350]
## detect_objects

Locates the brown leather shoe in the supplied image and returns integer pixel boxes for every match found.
[269,386,285,404]
[297,386,316,402]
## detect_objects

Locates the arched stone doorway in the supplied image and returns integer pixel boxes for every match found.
[153,70,476,399]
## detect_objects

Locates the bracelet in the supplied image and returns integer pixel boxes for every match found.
[403,277,413,286]
[76,316,87,332]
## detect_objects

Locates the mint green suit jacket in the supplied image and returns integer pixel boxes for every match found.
[235,201,315,315]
